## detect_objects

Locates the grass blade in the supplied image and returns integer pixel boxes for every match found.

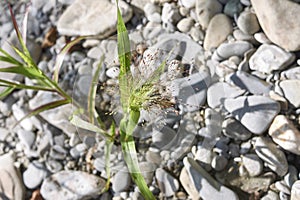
[88,55,104,123]
[0,49,23,65]
[0,87,14,99]
[0,79,56,92]
[53,36,85,83]
[0,66,44,79]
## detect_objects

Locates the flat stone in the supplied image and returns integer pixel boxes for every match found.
[216,41,253,60]
[196,0,223,29]
[242,153,263,177]
[284,165,298,188]
[112,169,131,193]
[237,11,260,34]
[249,44,295,74]
[0,153,25,200]
[261,190,280,200]
[223,95,280,134]
[227,71,272,95]
[204,14,232,50]
[222,118,252,141]
[41,171,105,200]
[176,17,194,33]
[254,137,288,176]
[23,161,48,189]
[57,0,132,37]
[139,162,157,185]
[281,67,300,80]
[291,180,300,200]
[269,115,300,155]
[156,168,179,197]
[207,82,245,108]
[180,167,199,199]
[211,155,228,171]
[181,0,196,9]
[12,104,33,131]
[0,127,10,141]
[183,157,239,200]
[279,80,300,108]
[251,0,300,51]
[17,129,36,149]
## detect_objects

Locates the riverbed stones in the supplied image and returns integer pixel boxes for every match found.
[196,0,223,29]
[156,168,179,197]
[251,0,300,51]
[249,44,295,74]
[279,80,300,108]
[237,11,260,34]
[269,115,300,155]
[215,41,253,60]
[224,95,280,134]
[57,0,132,37]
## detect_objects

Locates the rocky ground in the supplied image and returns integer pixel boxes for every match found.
[0,0,300,199]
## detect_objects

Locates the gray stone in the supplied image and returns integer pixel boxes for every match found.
[211,155,228,171]
[216,41,253,60]
[87,46,104,59]
[190,26,204,42]
[284,165,298,188]
[155,168,179,197]
[269,115,300,155]
[58,0,75,5]
[291,180,300,200]
[204,14,232,50]
[45,159,63,173]
[223,95,280,134]
[0,127,10,141]
[139,162,156,185]
[275,181,291,195]
[261,190,280,200]
[227,71,272,95]
[23,161,48,189]
[242,153,263,177]
[249,44,295,74]
[207,82,245,108]
[196,0,223,29]
[41,171,105,200]
[57,0,132,37]
[0,153,25,200]
[223,0,243,18]
[12,104,33,131]
[180,0,196,9]
[251,0,300,51]
[50,145,68,160]
[161,3,181,24]
[281,67,300,80]
[237,11,260,34]
[147,12,162,23]
[279,80,300,108]
[112,169,131,193]
[183,157,239,200]
[144,3,161,18]
[222,118,252,141]
[17,129,36,149]
[176,17,194,33]
[254,137,288,176]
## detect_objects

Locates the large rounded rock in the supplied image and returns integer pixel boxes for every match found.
[196,0,223,29]
[251,0,300,51]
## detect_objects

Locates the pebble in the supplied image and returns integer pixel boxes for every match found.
[23,161,48,189]
[195,0,223,29]
[183,157,239,199]
[45,159,63,173]
[237,11,260,34]
[261,190,280,200]
[291,180,300,200]
[275,181,291,195]
[179,167,199,199]
[224,95,280,134]
[87,46,104,59]
[222,118,252,141]
[204,14,232,50]
[161,3,181,25]
[227,71,272,95]
[144,3,160,18]
[254,137,288,176]
[207,82,245,108]
[215,41,253,60]
[254,32,272,44]
[176,17,194,33]
[242,153,263,177]
[269,115,300,155]
[0,127,10,141]
[148,12,162,23]
[279,80,300,108]
[281,67,300,80]
[251,0,300,51]
[12,104,33,131]
[249,44,295,74]
[57,0,132,37]
[17,129,36,149]
[211,154,228,171]
[190,26,204,42]
[155,168,179,197]
[223,0,243,18]
[139,162,156,185]
[106,66,120,79]
[41,170,105,200]
[284,165,298,188]
[112,169,131,193]
[0,153,25,200]
[180,0,196,9]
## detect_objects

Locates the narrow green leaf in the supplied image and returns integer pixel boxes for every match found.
[0,87,14,99]
[88,55,104,123]
[0,66,44,79]
[53,36,85,83]
[0,79,55,92]
[0,49,23,65]
[12,45,36,69]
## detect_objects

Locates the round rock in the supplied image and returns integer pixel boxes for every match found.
[237,11,260,34]
[176,17,194,33]
[196,0,223,29]
[279,80,300,108]
[23,161,48,189]
[155,168,179,197]
[242,153,263,177]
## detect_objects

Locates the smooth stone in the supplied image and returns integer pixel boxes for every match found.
[190,26,204,42]
[87,46,104,59]
[155,168,179,197]
[222,118,252,141]
[57,0,132,37]
[41,171,105,200]
[237,11,260,34]
[279,80,300,108]
[0,153,25,200]
[242,153,263,177]
[281,67,300,80]
[216,41,253,60]
[171,70,211,112]
[211,155,228,171]
[254,32,272,44]
[112,169,131,193]
[180,0,196,9]
[143,3,161,18]
[204,14,232,50]
[269,115,300,155]
[106,66,120,79]
[12,104,33,131]
[0,127,10,141]
[23,161,48,189]
[227,71,272,95]
[161,3,181,24]
[223,0,243,18]
[275,181,291,195]
[223,95,280,134]
[254,137,288,176]
[249,44,295,74]
[291,180,300,200]
[284,165,298,188]
[183,157,239,200]
[148,12,162,23]
[207,82,245,108]
[198,108,222,141]
[233,29,255,41]
[261,190,280,200]
[139,162,156,185]
[251,0,300,51]
[180,167,199,199]
[45,160,63,173]
[152,126,176,149]
[176,17,194,33]
[195,0,223,29]
[17,129,36,149]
